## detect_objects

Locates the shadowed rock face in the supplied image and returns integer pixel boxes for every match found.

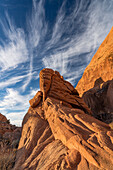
[0,113,21,151]
[76,27,113,96]
[83,79,113,124]
[14,68,113,170]
[0,113,20,137]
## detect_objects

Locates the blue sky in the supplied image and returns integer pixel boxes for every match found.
[0,0,113,126]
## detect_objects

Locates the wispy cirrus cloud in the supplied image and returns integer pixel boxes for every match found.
[0,88,28,110]
[48,1,66,47]
[22,0,47,91]
[0,0,47,126]
[0,0,47,91]
[1,0,113,88]
[1,0,113,126]
[0,12,28,71]
[0,71,37,89]
[28,0,47,48]
[42,0,113,85]
[0,88,39,126]
[0,88,39,110]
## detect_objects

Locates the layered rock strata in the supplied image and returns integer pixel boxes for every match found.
[14,68,113,170]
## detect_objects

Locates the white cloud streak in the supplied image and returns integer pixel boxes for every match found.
[0,12,28,71]
[43,0,113,85]
[0,0,47,126]
[0,0,47,91]
[0,88,39,110]
[0,72,37,89]
[1,0,113,125]
[0,88,39,126]
[28,0,47,48]
[50,1,66,46]
[22,0,47,91]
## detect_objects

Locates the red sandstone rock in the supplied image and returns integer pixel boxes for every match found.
[14,68,113,170]
[76,27,113,96]
[0,113,17,136]
[0,113,7,122]
[0,113,21,151]
[29,91,43,108]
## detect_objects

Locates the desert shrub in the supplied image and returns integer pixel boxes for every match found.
[0,149,16,170]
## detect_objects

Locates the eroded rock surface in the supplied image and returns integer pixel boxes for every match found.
[76,27,113,96]
[0,113,7,122]
[0,113,21,152]
[0,113,21,139]
[14,68,113,170]
[0,113,21,169]
[82,79,113,124]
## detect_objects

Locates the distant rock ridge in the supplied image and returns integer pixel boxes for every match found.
[0,113,21,149]
[76,27,113,96]
[0,113,21,169]
[0,113,16,136]
[14,68,113,170]
[0,113,7,123]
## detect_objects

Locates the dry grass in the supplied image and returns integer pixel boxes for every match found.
[0,149,16,170]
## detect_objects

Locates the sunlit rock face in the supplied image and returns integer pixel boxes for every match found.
[14,68,113,170]
[76,27,113,97]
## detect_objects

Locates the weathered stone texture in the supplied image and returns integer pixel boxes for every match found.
[14,68,113,170]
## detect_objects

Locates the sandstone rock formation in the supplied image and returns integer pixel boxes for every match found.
[0,113,21,169]
[0,113,21,148]
[83,78,113,124]
[0,113,16,136]
[14,68,113,170]
[0,113,7,122]
[76,27,113,96]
